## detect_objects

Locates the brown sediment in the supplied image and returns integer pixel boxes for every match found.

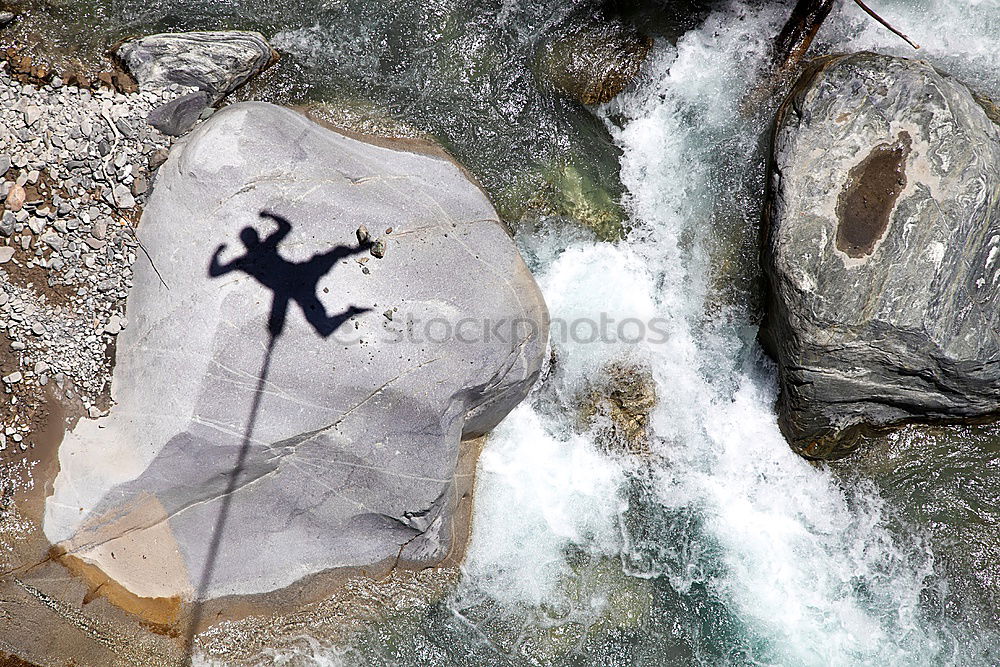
[835,131,911,258]
[2,167,78,308]
[1,45,136,93]
[54,492,192,630]
[1,254,71,308]
[57,549,184,630]
[0,652,44,667]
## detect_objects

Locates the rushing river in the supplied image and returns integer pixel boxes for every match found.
[10,0,1000,664]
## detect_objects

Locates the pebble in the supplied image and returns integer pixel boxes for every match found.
[5,183,25,211]
[113,184,136,209]
[370,238,387,259]
[0,55,173,457]
[104,315,123,335]
[23,107,42,127]
[356,225,371,245]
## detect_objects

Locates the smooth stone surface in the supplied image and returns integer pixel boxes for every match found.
[116,31,278,104]
[761,53,1000,458]
[45,102,548,606]
[146,90,210,136]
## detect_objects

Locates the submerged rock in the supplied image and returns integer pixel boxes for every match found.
[44,102,548,628]
[538,20,651,105]
[762,53,1000,458]
[116,31,278,104]
[579,361,657,457]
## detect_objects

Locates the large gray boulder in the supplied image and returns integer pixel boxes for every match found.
[116,31,278,104]
[762,53,1000,459]
[43,103,548,619]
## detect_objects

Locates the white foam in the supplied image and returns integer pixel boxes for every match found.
[462,0,995,662]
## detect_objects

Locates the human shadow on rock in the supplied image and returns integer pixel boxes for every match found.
[209,210,371,337]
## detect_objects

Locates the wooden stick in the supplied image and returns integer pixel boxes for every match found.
[853,0,920,49]
[773,0,838,73]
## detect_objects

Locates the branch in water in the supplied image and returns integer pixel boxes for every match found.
[852,0,920,50]
[773,0,838,74]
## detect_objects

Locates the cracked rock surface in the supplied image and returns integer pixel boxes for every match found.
[44,102,549,608]
[762,53,1000,459]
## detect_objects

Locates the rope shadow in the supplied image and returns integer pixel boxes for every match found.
[183,211,370,663]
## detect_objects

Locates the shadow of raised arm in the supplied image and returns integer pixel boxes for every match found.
[208,244,237,277]
[259,211,293,248]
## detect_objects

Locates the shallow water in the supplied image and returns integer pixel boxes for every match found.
[10,0,1000,664]
[5,0,655,236]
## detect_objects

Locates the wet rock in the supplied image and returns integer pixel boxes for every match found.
[538,21,651,105]
[761,53,1000,459]
[579,362,657,457]
[116,31,279,104]
[45,103,549,618]
[0,12,14,28]
[146,90,209,137]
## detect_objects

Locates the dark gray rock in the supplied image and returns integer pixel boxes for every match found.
[116,31,278,104]
[762,53,1000,459]
[146,90,209,136]
[45,102,549,606]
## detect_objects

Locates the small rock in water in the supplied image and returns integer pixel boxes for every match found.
[0,11,14,28]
